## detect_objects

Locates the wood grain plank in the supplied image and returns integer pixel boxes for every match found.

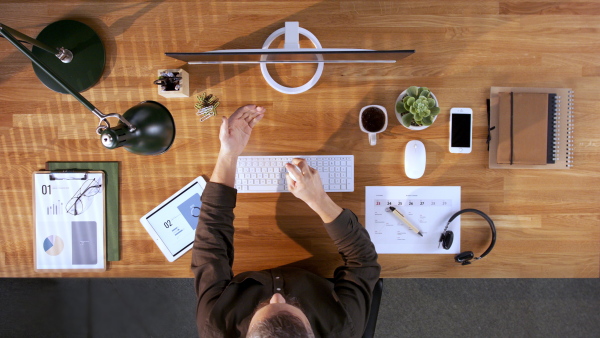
[500,2,600,15]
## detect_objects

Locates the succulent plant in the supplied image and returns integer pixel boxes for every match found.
[396,86,440,127]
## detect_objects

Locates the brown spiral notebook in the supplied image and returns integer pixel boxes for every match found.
[497,92,550,165]
[489,87,574,169]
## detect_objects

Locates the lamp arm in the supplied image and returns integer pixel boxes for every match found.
[0,23,73,63]
[0,23,57,55]
[91,109,136,135]
[0,24,135,134]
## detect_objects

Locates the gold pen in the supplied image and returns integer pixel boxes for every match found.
[387,206,423,237]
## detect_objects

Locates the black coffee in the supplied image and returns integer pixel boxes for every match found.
[361,107,386,132]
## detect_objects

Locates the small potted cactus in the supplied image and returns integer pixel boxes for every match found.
[395,86,440,130]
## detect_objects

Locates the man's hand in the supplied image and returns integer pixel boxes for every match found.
[219,105,265,157]
[210,104,265,187]
[285,158,343,223]
[285,158,327,206]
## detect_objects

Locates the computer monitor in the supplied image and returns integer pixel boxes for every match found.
[166,22,415,94]
[166,48,414,94]
[165,49,415,64]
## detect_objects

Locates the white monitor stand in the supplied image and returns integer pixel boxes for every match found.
[260,22,324,94]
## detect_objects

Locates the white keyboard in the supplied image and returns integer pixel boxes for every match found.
[235,155,354,193]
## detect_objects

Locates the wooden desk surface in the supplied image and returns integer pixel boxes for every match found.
[1,0,599,278]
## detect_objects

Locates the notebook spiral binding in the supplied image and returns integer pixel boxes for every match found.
[553,98,560,161]
[552,99,560,161]
[565,91,575,167]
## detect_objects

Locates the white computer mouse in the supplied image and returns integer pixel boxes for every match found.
[287,164,301,182]
[405,140,426,179]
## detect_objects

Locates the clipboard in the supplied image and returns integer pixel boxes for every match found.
[47,161,120,261]
[33,171,106,272]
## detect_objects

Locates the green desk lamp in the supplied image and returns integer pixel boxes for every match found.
[0,20,175,155]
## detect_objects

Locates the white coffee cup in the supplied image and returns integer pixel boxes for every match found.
[359,105,388,146]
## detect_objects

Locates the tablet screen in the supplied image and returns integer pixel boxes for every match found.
[144,181,203,257]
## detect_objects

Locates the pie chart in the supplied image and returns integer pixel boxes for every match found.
[43,235,64,256]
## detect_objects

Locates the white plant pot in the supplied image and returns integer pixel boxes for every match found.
[395,89,439,130]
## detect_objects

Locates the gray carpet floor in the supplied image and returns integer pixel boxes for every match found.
[0,278,598,337]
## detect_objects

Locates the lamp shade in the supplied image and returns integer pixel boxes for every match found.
[100,101,176,155]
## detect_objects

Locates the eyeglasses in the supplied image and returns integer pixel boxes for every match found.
[66,179,102,215]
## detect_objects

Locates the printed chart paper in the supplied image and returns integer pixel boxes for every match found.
[365,186,461,254]
[34,172,105,271]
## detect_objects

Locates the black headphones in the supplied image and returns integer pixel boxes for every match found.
[439,209,497,265]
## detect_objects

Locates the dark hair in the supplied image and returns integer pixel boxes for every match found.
[247,311,313,338]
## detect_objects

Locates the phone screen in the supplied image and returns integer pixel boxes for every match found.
[451,113,472,147]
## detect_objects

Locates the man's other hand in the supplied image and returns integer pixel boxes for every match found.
[219,104,265,157]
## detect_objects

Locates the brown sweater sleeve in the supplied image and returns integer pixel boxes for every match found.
[191,182,237,327]
[324,208,381,337]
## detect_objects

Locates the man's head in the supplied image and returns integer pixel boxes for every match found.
[247,293,315,338]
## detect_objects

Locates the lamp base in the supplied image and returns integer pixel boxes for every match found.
[32,20,105,93]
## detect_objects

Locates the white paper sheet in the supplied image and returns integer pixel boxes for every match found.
[365,186,461,254]
[34,172,105,271]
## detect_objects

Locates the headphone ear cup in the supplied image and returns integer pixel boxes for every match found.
[455,251,475,265]
[439,230,454,250]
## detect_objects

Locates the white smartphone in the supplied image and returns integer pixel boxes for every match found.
[449,108,473,153]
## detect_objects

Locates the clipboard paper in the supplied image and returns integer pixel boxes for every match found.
[33,171,106,272]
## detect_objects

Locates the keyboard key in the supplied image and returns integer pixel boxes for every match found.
[247,185,285,192]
